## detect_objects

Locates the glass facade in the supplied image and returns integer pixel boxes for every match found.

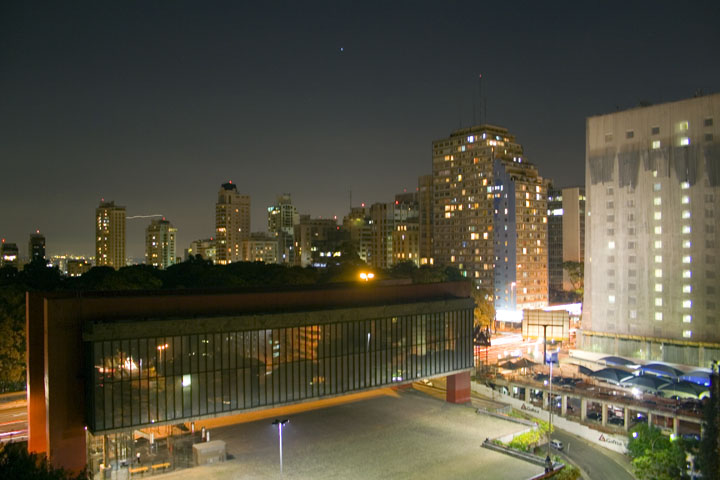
[87,310,473,432]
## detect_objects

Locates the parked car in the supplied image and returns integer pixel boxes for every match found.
[550,439,564,450]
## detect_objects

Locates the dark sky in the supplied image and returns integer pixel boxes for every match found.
[2,1,719,260]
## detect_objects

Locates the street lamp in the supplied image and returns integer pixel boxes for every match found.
[272,419,289,474]
[359,272,375,282]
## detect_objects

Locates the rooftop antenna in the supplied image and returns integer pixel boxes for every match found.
[479,73,486,125]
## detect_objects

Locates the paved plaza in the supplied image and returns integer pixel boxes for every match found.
[155,386,544,479]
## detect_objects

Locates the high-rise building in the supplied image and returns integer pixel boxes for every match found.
[342,206,372,264]
[242,232,279,264]
[145,218,177,269]
[268,194,299,264]
[294,215,345,267]
[583,94,720,366]
[28,230,46,262]
[432,124,548,319]
[547,186,585,297]
[0,240,19,268]
[418,174,434,265]
[67,259,91,277]
[215,182,250,265]
[95,201,126,269]
[185,238,216,263]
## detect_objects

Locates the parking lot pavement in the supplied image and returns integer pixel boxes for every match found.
[156,386,544,479]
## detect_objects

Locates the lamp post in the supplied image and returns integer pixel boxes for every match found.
[272,419,289,474]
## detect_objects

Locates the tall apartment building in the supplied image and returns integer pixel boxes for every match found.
[342,206,372,264]
[547,186,585,296]
[242,232,278,264]
[294,216,344,267]
[145,218,177,269]
[583,93,720,367]
[418,174,434,265]
[95,200,126,269]
[215,182,250,265]
[432,124,547,319]
[268,194,299,264]
[369,193,420,270]
[29,231,46,262]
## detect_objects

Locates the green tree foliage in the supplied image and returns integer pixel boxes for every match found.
[561,261,584,296]
[628,424,689,480]
[0,442,88,480]
[698,377,720,480]
[471,287,495,328]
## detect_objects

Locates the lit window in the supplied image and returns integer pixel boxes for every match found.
[655,312,663,321]
[654,240,662,249]
[683,330,692,338]
[655,269,662,278]
[683,315,692,323]
[609,295,616,304]
[683,300,692,308]
[682,195,690,204]
[630,310,637,319]
[652,140,661,149]
[679,121,689,131]
[681,181,690,189]
[683,255,692,264]
[653,183,661,191]
[654,197,662,206]
[608,241,615,249]
[655,255,662,263]
[683,285,692,293]
[680,137,690,146]
[683,270,692,278]
[683,226,691,234]
[654,226,662,235]
[682,210,691,219]
[654,211,662,220]
[655,298,663,307]
[655,283,663,292]
[683,240,691,248]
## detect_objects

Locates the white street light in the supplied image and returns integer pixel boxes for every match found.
[272,419,289,474]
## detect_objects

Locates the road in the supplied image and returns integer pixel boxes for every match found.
[0,395,27,443]
[550,429,635,480]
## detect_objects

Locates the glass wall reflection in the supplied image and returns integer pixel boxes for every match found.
[88,310,473,432]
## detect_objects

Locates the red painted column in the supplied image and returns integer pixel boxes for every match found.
[446,371,471,403]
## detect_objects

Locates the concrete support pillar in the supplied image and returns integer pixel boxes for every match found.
[561,396,567,416]
[624,408,630,430]
[648,412,653,427]
[580,398,587,421]
[524,387,531,403]
[446,371,471,404]
[673,417,679,435]
[601,402,608,426]
[543,391,549,408]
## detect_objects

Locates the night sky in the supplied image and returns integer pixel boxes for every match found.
[2,1,719,260]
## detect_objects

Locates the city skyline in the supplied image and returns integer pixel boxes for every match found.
[2,2,720,258]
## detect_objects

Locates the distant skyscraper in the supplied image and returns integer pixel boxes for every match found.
[294,215,345,267]
[215,182,250,265]
[243,232,279,264]
[547,186,585,297]
[28,230,46,262]
[432,124,548,320]
[418,174,434,265]
[67,259,91,277]
[583,93,720,366]
[0,240,19,268]
[145,218,177,269]
[369,193,420,270]
[95,200,126,269]
[342,206,372,264]
[268,194,299,264]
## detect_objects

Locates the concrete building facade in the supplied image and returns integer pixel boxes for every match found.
[215,183,250,265]
[242,232,278,263]
[268,193,299,264]
[95,201,126,269]
[582,94,720,366]
[145,218,177,269]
